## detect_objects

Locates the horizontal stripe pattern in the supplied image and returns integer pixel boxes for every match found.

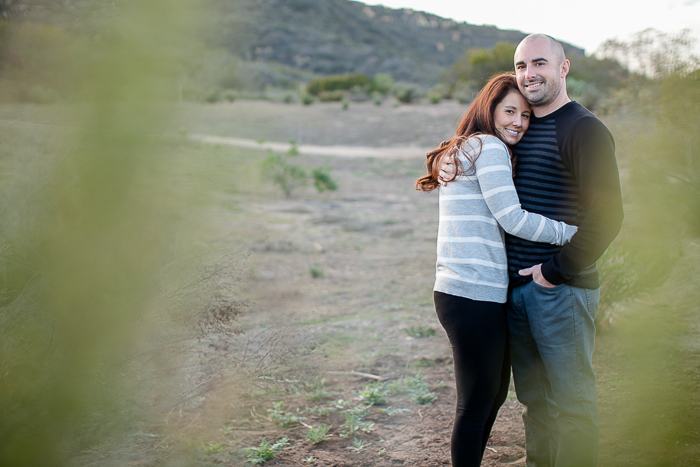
[507,115,582,282]
[435,134,576,304]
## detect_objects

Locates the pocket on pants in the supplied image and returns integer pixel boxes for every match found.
[529,280,565,293]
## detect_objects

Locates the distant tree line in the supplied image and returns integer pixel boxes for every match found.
[438,41,630,111]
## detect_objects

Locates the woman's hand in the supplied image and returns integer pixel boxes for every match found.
[438,147,458,186]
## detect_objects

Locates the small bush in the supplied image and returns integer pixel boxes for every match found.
[308,406,334,416]
[287,140,300,156]
[309,266,324,279]
[355,384,387,406]
[304,424,332,444]
[384,374,437,405]
[263,152,307,198]
[245,437,290,465]
[372,73,394,95]
[452,82,476,104]
[392,83,424,104]
[376,406,412,417]
[307,73,372,96]
[340,413,375,438]
[342,99,349,110]
[312,166,338,192]
[223,89,237,102]
[204,89,222,103]
[344,405,370,417]
[346,438,371,453]
[318,90,346,102]
[427,92,441,104]
[266,401,305,428]
[302,94,315,105]
[307,387,332,401]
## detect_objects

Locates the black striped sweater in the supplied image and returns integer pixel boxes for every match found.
[506,101,624,289]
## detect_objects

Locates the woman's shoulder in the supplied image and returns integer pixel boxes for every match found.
[459,134,508,157]
[478,134,508,150]
[470,135,511,170]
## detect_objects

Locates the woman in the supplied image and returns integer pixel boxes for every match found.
[415,73,577,466]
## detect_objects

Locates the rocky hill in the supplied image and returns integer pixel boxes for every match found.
[206,0,584,84]
[13,0,585,85]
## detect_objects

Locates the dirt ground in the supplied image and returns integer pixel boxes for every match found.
[173,99,700,467]
[215,172,529,465]
[7,99,698,466]
[183,99,532,466]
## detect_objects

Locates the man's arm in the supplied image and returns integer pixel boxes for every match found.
[539,117,624,285]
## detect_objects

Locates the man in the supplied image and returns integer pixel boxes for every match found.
[441,34,623,466]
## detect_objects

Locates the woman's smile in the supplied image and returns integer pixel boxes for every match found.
[494,90,531,145]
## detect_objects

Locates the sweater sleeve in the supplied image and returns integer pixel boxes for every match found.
[540,117,624,284]
[470,136,578,246]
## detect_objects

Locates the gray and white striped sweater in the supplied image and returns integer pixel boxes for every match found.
[434,135,578,303]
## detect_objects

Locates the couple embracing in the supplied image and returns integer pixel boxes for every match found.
[416,34,624,467]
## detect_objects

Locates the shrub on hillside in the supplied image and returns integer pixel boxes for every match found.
[318,90,345,102]
[302,94,315,105]
[307,73,373,96]
[392,82,424,104]
[442,42,516,95]
[0,20,85,102]
[372,73,394,95]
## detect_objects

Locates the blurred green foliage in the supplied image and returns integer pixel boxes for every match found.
[441,41,516,93]
[0,1,249,466]
[591,31,700,465]
[440,41,629,110]
[307,73,373,96]
[306,73,396,103]
[263,143,338,197]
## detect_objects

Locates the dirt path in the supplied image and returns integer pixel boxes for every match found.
[189,134,431,159]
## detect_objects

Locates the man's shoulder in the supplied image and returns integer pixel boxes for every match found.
[558,102,612,141]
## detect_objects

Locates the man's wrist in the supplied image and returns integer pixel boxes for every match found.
[540,261,564,286]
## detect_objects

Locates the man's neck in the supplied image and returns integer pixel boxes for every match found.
[532,93,572,118]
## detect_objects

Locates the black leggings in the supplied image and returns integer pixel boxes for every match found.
[434,291,510,467]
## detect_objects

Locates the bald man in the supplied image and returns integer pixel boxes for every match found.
[504,34,623,467]
[438,34,623,466]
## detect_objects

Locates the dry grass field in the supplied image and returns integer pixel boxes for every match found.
[2,98,699,466]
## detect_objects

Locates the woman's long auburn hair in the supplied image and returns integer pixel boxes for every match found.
[415,72,523,192]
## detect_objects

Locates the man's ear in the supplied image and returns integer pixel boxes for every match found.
[561,59,570,78]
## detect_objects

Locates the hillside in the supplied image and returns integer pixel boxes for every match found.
[13,0,585,86]
[205,0,584,84]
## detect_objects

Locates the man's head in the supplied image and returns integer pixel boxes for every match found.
[514,34,570,115]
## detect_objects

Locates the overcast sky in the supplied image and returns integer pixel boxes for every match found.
[360,0,700,56]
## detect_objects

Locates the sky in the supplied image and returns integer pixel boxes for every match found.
[360,0,700,56]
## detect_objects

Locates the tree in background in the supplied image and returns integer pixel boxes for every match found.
[441,42,516,102]
[441,40,629,110]
[598,28,699,79]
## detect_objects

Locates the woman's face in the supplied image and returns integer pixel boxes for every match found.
[493,91,531,145]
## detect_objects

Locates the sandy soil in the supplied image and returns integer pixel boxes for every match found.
[52,97,693,467]
[179,99,700,467]
[203,117,528,465]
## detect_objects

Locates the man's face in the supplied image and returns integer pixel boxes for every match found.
[514,38,565,107]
